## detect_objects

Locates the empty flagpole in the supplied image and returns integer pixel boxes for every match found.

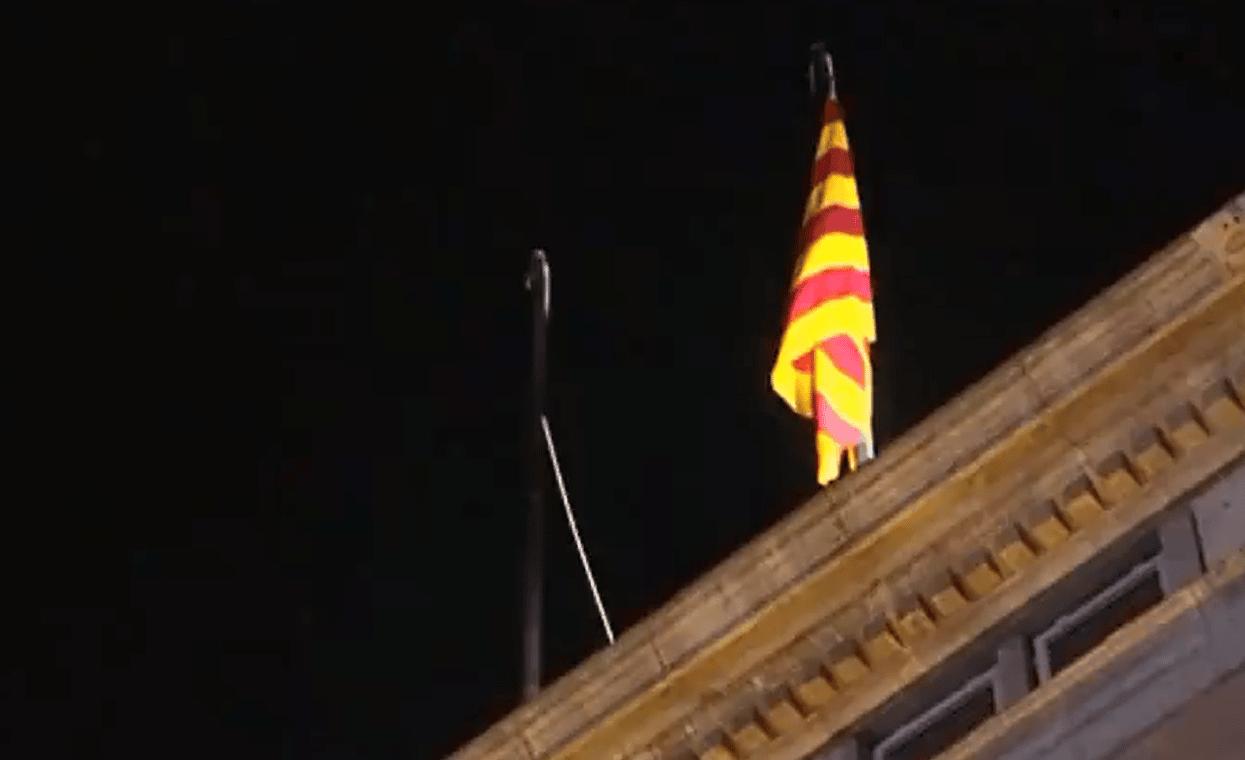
[522,249,550,702]
[521,249,616,703]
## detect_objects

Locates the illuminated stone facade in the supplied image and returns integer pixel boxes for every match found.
[447,189,1245,760]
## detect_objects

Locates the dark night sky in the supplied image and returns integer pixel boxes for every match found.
[25,2,1245,759]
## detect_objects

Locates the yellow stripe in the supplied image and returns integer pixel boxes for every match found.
[814,347,871,431]
[773,365,870,433]
[817,120,850,157]
[770,331,873,423]
[775,382,871,485]
[771,362,814,418]
[795,232,872,283]
[814,347,873,485]
[816,432,844,484]
[771,337,874,486]
[803,173,860,222]
[787,108,870,486]
[779,298,876,363]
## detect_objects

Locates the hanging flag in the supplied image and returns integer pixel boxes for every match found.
[770,76,876,485]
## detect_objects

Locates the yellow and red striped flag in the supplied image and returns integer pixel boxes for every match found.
[770,90,875,485]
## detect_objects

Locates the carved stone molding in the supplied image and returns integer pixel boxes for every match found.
[447,191,1245,760]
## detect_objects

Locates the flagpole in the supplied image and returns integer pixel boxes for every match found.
[522,249,550,702]
[809,42,876,467]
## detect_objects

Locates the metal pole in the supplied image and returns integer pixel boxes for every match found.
[522,249,550,702]
[857,344,877,465]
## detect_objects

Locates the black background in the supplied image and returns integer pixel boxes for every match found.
[21,2,1245,759]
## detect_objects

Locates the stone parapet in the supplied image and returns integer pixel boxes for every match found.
[446,191,1245,760]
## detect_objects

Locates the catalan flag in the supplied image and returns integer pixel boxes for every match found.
[770,86,875,485]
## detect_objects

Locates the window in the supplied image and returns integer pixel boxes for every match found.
[1033,555,1164,682]
[872,670,997,760]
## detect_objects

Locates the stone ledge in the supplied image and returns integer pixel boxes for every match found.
[941,549,1245,760]
[729,421,1245,760]
[649,280,1245,760]
[447,193,1245,760]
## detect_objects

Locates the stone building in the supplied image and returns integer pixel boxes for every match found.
[448,189,1245,760]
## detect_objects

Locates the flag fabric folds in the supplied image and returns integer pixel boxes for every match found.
[770,94,876,485]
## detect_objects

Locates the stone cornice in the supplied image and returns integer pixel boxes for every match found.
[730,381,1245,760]
[446,190,1245,760]
[941,547,1245,760]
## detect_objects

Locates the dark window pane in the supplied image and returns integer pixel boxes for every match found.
[882,685,996,760]
[1047,570,1164,677]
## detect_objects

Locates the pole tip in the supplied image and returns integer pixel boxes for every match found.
[525,248,551,317]
[807,42,836,99]
[525,249,547,288]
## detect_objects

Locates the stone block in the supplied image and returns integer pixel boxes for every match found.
[761,699,804,735]
[1167,406,1211,452]
[994,636,1031,711]
[960,561,1004,600]
[727,722,770,756]
[1190,463,1245,567]
[1060,488,1106,529]
[828,654,870,688]
[1158,509,1203,594]
[894,606,937,644]
[1131,428,1176,480]
[996,539,1038,576]
[792,675,836,711]
[861,629,905,667]
[1202,384,1245,431]
[1096,452,1143,502]
[1028,515,1071,552]
[699,743,734,760]
[927,585,970,619]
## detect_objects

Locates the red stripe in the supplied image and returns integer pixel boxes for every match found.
[815,390,863,446]
[822,334,867,386]
[823,98,843,125]
[793,350,812,374]
[811,147,854,187]
[800,205,865,251]
[790,334,867,386]
[787,267,872,324]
